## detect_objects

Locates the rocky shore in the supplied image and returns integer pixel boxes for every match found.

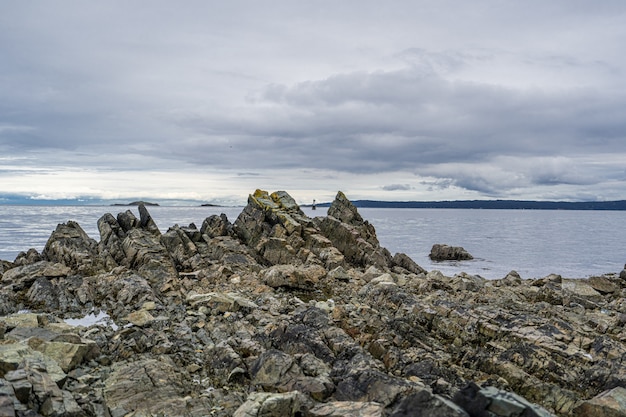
[1,189,626,417]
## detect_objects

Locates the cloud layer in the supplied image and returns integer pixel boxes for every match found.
[2,1,626,204]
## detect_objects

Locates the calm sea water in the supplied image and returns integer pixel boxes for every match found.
[1,205,624,280]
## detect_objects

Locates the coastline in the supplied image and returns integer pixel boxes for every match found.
[1,190,625,416]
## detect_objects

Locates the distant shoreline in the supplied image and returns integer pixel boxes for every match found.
[308,199,626,210]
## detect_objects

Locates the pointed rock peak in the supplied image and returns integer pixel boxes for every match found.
[248,189,302,213]
[138,203,161,235]
[249,189,280,211]
[270,191,302,213]
[328,191,364,225]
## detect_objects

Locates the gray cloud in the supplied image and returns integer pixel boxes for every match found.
[382,184,412,191]
[2,1,626,201]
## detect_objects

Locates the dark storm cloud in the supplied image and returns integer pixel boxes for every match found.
[176,65,626,178]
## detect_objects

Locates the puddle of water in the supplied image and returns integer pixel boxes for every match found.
[64,310,118,331]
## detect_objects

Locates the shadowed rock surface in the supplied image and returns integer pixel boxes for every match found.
[0,193,625,416]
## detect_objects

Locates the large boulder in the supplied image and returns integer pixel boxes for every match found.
[429,244,473,261]
[42,221,104,275]
[317,192,392,269]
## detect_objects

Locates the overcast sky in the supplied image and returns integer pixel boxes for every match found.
[2,1,626,205]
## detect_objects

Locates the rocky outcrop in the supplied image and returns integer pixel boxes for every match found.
[0,190,625,416]
[429,243,474,261]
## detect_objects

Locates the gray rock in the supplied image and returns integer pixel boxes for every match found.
[453,383,555,417]
[103,358,193,416]
[309,401,384,417]
[391,389,470,417]
[572,386,626,417]
[233,391,309,417]
[392,252,427,275]
[429,244,473,261]
[201,214,233,238]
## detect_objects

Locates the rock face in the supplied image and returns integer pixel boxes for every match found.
[0,190,625,416]
[429,244,474,261]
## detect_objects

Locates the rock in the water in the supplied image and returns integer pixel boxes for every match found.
[429,244,473,261]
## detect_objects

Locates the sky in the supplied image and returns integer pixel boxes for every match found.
[2,1,626,206]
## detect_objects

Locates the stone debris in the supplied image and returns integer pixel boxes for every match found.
[0,193,624,416]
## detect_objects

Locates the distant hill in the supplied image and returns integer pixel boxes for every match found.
[313,200,626,210]
[111,201,159,207]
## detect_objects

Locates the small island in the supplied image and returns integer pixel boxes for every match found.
[110,200,159,207]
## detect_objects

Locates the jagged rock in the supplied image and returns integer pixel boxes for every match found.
[1,261,71,290]
[327,191,364,225]
[12,248,41,266]
[123,309,155,327]
[392,252,427,275]
[186,292,257,314]
[261,264,326,290]
[589,275,619,294]
[318,192,392,269]
[122,228,179,292]
[309,401,384,417]
[138,203,161,235]
[233,391,309,417]
[391,389,470,417]
[161,224,203,271]
[104,358,196,416]
[453,383,555,417]
[42,221,103,275]
[201,213,233,238]
[2,189,626,417]
[0,343,67,387]
[250,349,334,401]
[572,386,626,417]
[429,244,473,261]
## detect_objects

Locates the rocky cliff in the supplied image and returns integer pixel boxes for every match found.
[1,189,625,417]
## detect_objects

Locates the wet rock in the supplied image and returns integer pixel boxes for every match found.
[429,244,473,261]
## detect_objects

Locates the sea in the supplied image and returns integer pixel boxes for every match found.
[1,205,625,280]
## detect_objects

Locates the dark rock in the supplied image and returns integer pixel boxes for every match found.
[391,389,469,417]
[42,221,103,275]
[429,244,473,261]
[392,253,427,275]
[201,214,232,238]
[453,382,555,417]
[138,203,161,235]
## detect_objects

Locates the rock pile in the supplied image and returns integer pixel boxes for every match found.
[1,189,625,417]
